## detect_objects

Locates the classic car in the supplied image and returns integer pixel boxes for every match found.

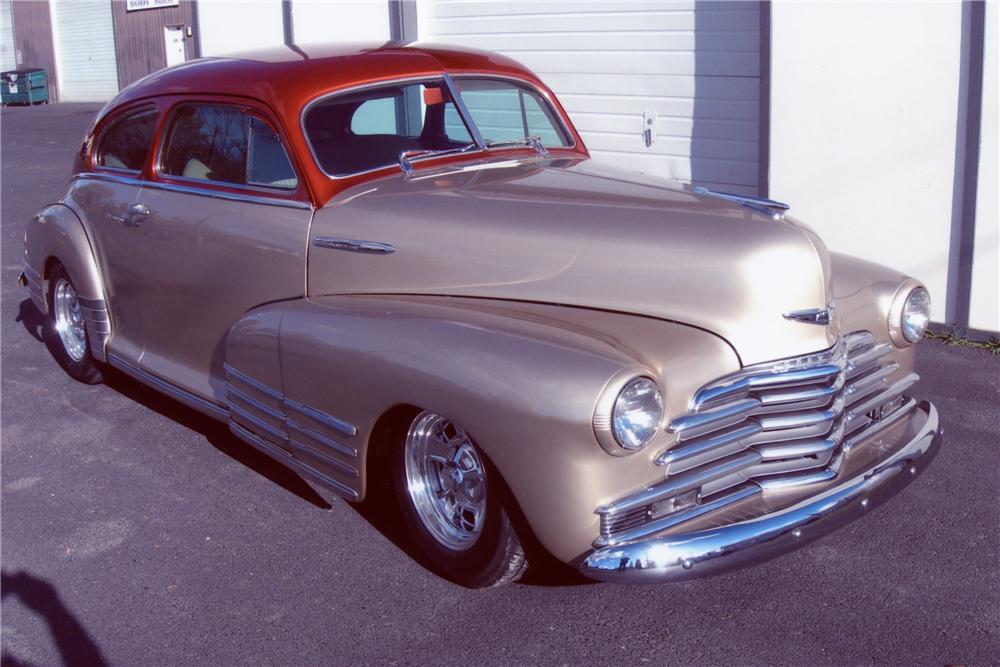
[20,43,941,588]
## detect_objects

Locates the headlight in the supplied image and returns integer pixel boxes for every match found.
[901,287,931,343]
[611,377,663,450]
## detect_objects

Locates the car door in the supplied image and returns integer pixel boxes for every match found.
[127,101,312,403]
[73,105,159,364]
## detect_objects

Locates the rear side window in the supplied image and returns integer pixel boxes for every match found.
[161,104,298,190]
[96,109,157,172]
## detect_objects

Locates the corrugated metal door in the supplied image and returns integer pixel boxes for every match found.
[51,0,119,101]
[418,1,762,194]
[1,0,16,72]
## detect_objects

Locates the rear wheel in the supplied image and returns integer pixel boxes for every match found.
[44,264,102,384]
[392,410,527,588]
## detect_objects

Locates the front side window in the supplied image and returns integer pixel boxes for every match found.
[161,104,298,190]
[305,82,473,177]
[303,77,570,178]
[96,108,158,172]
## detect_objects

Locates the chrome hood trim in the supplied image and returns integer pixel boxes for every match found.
[308,159,835,365]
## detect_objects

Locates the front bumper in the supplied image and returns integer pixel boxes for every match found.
[580,400,941,583]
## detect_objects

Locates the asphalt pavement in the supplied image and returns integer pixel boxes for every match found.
[2,103,998,666]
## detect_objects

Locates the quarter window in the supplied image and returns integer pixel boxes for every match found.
[161,104,298,190]
[96,109,158,172]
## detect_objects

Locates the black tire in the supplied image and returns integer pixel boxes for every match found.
[390,410,527,588]
[44,264,103,384]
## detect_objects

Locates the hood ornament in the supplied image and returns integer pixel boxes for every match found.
[692,186,790,221]
[783,305,833,325]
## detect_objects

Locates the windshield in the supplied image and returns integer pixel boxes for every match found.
[303,77,571,177]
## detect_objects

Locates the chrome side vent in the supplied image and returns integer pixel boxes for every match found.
[224,364,361,500]
[595,332,920,547]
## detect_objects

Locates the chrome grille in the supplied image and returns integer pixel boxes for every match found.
[596,331,920,546]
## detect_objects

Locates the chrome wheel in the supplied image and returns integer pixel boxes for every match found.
[404,411,488,551]
[53,277,87,362]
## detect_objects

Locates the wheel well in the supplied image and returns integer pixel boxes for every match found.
[364,403,549,569]
[365,404,421,494]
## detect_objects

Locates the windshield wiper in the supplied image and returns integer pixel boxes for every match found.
[398,144,479,174]
[484,135,548,156]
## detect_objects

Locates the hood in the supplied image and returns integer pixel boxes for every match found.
[308,157,836,366]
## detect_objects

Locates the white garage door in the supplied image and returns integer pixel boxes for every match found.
[1,0,16,73]
[417,1,762,194]
[51,0,119,101]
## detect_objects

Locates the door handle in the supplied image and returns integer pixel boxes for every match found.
[124,203,151,227]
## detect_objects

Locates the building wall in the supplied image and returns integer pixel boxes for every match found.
[769,1,966,325]
[417,0,764,195]
[10,0,58,99]
[111,0,197,90]
[292,0,390,44]
[196,0,284,56]
[970,0,999,332]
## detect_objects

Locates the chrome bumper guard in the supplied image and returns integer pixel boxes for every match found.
[580,400,941,583]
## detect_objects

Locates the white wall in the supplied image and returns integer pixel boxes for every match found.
[197,0,285,56]
[970,0,999,332]
[769,1,964,324]
[292,0,390,44]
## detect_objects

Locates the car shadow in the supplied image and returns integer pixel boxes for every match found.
[15,298,46,343]
[100,365,332,511]
[16,298,593,588]
[1,570,109,667]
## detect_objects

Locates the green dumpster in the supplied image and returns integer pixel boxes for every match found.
[1,69,49,106]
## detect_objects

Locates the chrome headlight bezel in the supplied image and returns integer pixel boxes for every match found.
[887,280,931,347]
[594,370,663,456]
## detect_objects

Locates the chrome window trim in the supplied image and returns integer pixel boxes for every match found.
[153,101,308,203]
[71,173,312,210]
[300,72,577,181]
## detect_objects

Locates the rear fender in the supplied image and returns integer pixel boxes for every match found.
[23,203,110,361]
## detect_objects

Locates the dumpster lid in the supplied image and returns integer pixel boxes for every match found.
[2,68,46,78]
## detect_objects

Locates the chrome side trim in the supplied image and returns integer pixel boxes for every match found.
[107,353,228,421]
[20,257,45,312]
[77,295,110,362]
[231,422,360,501]
[288,421,358,459]
[312,237,396,255]
[692,185,791,221]
[223,363,282,401]
[284,398,358,438]
[71,173,312,210]
[581,402,941,582]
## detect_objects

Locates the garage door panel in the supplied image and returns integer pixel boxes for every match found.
[441,31,759,54]
[420,0,761,192]
[572,114,758,143]
[51,0,119,101]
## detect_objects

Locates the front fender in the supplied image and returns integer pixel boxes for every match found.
[23,203,110,361]
[226,294,739,564]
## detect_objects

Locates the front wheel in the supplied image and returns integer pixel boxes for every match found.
[44,264,103,384]
[391,410,527,588]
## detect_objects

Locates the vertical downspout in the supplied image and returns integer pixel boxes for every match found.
[945,1,986,331]
[758,0,772,199]
[282,0,293,46]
